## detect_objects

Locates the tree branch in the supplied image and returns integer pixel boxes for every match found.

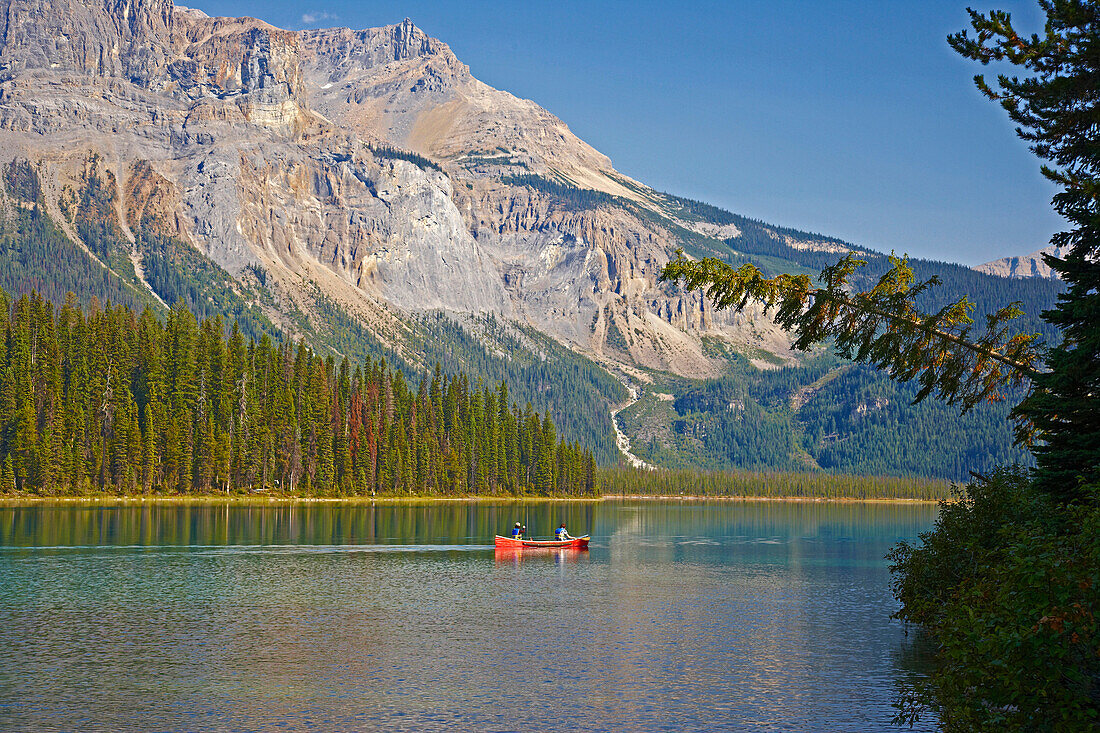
[660,251,1045,415]
[807,287,1041,378]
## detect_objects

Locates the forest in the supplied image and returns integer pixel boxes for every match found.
[600,466,948,500]
[0,290,598,497]
[623,354,1033,480]
[0,158,1064,483]
[627,196,1065,480]
[0,161,627,463]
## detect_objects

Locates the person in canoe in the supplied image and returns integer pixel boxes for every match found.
[512,522,524,539]
[555,523,574,541]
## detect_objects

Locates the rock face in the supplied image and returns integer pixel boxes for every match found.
[298,20,633,199]
[975,246,1063,279]
[0,0,175,81]
[0,0,797,377]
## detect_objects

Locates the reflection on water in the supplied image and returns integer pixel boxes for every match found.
[0,500,938,732]
[494,546,589,565]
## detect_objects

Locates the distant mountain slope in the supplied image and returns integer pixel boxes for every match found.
[975,246,1063,279]
[0,0,1062,479]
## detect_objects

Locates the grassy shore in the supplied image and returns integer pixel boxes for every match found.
[0,492,943,505]
[0,493,604,505]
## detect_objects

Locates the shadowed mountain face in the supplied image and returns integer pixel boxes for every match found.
[0,0,1062,477]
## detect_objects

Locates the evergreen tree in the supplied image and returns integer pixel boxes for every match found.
[0,288,597,497]
[0,454,13,492]
[949,3,1100,501]
[885,5,1100,728]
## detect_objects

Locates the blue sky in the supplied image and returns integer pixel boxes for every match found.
[187,0,1062,266]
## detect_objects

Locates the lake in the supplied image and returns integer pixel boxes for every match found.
[0,499,938,732]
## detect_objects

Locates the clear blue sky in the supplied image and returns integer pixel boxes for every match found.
[188,0,1063,266]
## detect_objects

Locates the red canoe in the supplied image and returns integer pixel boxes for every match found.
[494,535,590,549]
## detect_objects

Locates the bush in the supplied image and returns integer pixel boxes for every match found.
[889,469,1100,730]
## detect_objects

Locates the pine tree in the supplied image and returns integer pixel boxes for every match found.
[334,358,351,492]
[0,290,592,497]
[538,413,556,494]
[176,408,193,493]
[949,5,1100,501]
[0,454,13,492]
[141,418,156,493]
[310,358,334,493]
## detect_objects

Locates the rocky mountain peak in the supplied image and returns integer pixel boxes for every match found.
[391,18,434,62]
[298,18,467,86]
[974,245,1063,279]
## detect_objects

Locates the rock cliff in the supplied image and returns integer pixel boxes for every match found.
[0,0,798,380]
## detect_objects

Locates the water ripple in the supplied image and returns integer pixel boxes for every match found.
[0,500,938,732]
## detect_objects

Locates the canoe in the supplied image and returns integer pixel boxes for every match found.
[494,535,590,549]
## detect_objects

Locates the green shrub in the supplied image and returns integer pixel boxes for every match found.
[890,469,1100,730]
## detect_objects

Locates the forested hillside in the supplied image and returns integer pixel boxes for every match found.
[665,190,1064,335]
[0,163,625,463]
[621,194,1064,481]
[0,160,1062,482]
[0,291,597,496]
[0,164,157,314]
[620,354,1029,480]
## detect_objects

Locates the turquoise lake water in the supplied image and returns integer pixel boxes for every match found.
[0,500,938,732]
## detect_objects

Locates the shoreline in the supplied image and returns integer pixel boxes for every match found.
[601,494,941,504]
[0,493,943,505]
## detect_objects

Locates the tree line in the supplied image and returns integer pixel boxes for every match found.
[0,290,598,496]
[601,466,949,501]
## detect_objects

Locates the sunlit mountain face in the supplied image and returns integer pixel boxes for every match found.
[0,0,1061,477]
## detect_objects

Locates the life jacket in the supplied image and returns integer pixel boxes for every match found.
[556,527,567,540]
[511,527,522,537]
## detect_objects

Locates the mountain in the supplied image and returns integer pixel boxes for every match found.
[975,246,1063,279]
[0,1,771,374]
[0,0,1065,479]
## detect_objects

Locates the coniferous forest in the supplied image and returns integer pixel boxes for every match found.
[0,290,597,496]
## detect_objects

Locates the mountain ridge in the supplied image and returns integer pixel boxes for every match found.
[975,245,1062,279]
[0,0,1064,479]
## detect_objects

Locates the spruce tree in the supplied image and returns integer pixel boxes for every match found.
[0,454,13,492]
[949,3,1100,501]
